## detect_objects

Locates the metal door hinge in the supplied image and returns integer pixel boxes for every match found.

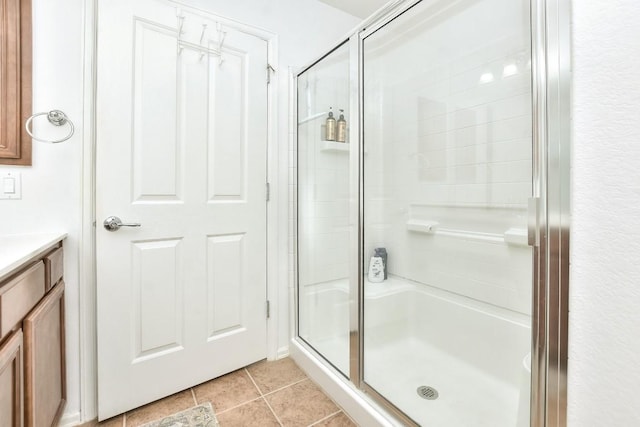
[266,300,271,319]
[266,182,270,201]
[267,64,275,84]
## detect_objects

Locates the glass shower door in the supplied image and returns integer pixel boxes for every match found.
[297,42,352,376]
[362,0,533,425]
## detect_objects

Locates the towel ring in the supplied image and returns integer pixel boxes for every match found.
[25,110,74,143]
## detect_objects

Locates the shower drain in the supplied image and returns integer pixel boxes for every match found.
[417,386,439,400]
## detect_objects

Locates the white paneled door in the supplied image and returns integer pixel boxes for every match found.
[95,0,269,419]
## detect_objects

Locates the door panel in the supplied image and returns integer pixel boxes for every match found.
[132,239,183,360]
[132,20,181,202]
[207,234,245,337]
[207,50,247,201]
[96,0,268,419]
[23,282,66,427]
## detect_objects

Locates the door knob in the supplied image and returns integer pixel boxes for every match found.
[103,216,141,232]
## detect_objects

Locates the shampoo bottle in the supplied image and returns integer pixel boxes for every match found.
[337,109,347,142]
[325,107,336,141]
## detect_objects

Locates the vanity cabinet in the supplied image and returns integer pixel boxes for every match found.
[24,280,65,426]
[0,237,66,427]
[0,330,23,427]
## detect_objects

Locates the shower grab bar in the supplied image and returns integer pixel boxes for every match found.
[433,228,504,243]
[406,220,528,246]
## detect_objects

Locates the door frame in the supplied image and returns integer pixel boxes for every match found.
[79,0,279,421]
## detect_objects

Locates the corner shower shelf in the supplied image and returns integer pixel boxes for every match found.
[320,141,349,152]
[298,111,328,124]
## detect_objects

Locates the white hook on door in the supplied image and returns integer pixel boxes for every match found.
[216,22,226,66]
[199,24,208,61]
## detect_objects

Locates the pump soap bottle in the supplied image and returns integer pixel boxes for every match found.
[325,107,336,141]
[337,109,347,142]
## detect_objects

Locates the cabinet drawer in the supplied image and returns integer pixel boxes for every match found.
[44,246,64,291]
[0,262,45,340]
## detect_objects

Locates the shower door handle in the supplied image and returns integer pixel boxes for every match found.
[103,216,142,232]
[528,197,540,247]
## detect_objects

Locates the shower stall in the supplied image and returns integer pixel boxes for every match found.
[293,0,569,426]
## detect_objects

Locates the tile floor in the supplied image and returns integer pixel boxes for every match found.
[85,358,357,427]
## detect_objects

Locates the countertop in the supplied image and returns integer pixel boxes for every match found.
[0,232,67,282]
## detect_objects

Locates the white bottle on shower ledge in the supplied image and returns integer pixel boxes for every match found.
[368,256,385,283]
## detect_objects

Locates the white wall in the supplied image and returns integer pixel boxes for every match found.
[0,0,85,419]
[0,0,358,422]
[569,0,640,425]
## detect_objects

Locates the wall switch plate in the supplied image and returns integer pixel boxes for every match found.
[0,172,22,200]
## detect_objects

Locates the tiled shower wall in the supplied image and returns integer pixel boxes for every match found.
[291,0,534,316]
[364,0,533,315]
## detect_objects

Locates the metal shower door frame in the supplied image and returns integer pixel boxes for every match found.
[293,0,571,425]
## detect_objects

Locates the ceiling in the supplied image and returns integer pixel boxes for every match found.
[317,0,390,19]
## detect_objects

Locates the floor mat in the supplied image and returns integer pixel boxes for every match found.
[139,402,219,427]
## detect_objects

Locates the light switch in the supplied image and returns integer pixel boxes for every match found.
[3,177,15,194]
[0,172,21,200]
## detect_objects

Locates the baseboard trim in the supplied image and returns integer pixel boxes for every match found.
[59,410,82,427]
[276,345,290,359]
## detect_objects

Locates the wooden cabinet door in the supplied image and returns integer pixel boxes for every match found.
[23,282,65,427]
[0,330,24,427]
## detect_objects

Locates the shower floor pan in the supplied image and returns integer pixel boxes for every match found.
[365,336,520,426]
[299,276,530,426]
